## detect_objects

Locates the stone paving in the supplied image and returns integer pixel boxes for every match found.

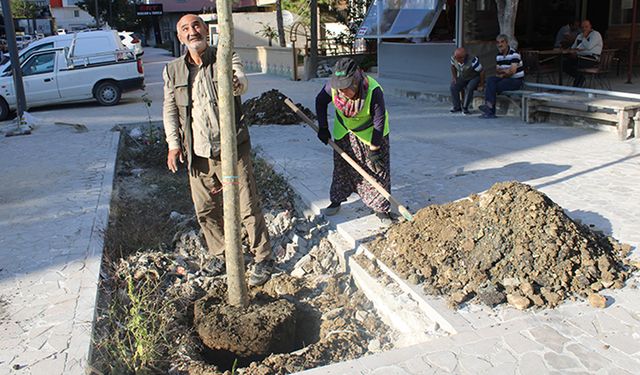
[244,74,640,374]
[0,57,638,374]
[0,125,119,374]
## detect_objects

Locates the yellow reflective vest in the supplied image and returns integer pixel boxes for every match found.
[331,76,389,145]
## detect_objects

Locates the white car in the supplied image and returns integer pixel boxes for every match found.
[0,47,145,120]
[119,31,143,56]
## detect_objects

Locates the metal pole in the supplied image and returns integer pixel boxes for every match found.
[308,0,318,79]
[1,0,27,120]
[215,0,249,308]
[627,0,637,84]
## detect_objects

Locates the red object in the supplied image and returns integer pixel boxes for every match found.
[137,59,143,74]
[50,0,63,8]
[131,37,140,44]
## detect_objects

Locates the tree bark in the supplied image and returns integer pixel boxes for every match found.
[276,0,286,47]
[215,0,249,308]
[495,0,519,48]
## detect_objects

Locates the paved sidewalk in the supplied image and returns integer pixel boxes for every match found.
[244,73,640,374]
[0,124,119,374]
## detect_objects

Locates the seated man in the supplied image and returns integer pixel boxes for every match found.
[562,19,603,87]
[479,34,524,119]
[449,47,484,115]
[554,19,580,48]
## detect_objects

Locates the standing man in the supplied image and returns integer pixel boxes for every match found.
[479,34,524,119]
[554,19,580,48]
[450,47,484,115]
[563,20,603,87]
[163,14,273,286]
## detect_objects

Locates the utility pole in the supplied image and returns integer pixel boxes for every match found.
[309,0,318,78]
[1,0,27,121]
[215,0,249,307]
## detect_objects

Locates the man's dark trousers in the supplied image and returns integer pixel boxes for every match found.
[484,77,523,114]
[450,76,480,110]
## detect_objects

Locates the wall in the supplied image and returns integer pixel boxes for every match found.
[378,42,456,85]
[236,46,296,79]
[51,7,94,30]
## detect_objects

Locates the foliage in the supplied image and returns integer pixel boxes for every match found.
[256,22,279,46]
[10,0,39,18]
[334,0,373,49]
[77,0,141,31]
[141,92,159,144]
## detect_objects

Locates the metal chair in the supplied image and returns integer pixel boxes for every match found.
[578,49,616,90]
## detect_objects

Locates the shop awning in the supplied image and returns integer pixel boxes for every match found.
[357,0,445,39]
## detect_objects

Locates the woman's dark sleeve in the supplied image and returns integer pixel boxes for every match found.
[370,87,386,147]
[315,84,332,129]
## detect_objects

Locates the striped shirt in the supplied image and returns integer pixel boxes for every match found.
[496,47,524,79]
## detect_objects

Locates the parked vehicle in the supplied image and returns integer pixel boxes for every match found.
[57,29,67,35]
[0,30,128,75]
[119,31,144,56]
[0,46,145,120]
[15,35,30,50]
[35,33,45,40]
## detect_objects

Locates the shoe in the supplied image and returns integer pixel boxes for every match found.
[204,256,225,275]
[479,104,491,114]
[375,212,394,225]
[249,259,273,286]
[450,108,462,113]
[324,201,341,216]
[479,113,497,119]
[462,108,471,115]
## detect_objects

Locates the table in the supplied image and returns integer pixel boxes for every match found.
[537,49,576,86]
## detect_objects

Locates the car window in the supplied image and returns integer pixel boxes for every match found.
[22,52,56,76]
[20,42,54,65]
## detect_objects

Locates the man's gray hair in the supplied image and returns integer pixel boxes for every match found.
[496,34,509,43]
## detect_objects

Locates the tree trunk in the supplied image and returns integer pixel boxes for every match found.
[215,0,249,308]
[495,0,519,48]
[276,0,286,47]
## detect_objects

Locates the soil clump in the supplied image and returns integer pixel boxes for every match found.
[242,89,315,125]
[91,126,392,375]
[367,181,634,309]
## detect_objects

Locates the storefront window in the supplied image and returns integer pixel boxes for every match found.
[358,0,454,41]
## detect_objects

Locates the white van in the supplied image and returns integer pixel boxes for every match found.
[0,30,127,75]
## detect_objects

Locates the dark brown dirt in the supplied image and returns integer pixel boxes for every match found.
[194,293,297,357]
[242,89,315,125]
[367,181,635,309]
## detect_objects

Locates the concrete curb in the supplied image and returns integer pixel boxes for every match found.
[72,130,120,372]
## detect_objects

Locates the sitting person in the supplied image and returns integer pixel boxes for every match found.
[554,19,580,48]
[563,19,603,87]
[479,34,524,119]
[449,47,484,115]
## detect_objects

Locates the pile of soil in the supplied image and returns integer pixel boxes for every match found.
[92,125,392,375]
[242,89,316,125]
[367,181,634,309]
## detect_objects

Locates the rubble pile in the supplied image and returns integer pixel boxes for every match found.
[94,129,392,374]
[368,181,634,309]
[242,89,316,125]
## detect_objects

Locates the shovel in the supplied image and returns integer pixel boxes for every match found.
[284,98,414,222]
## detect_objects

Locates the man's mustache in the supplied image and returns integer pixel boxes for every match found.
[188,35,203,41]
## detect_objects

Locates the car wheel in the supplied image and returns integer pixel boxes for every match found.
[0,97,10,121]
[95,81,121,106]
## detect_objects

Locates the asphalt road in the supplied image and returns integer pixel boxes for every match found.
[2,47,173,130]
